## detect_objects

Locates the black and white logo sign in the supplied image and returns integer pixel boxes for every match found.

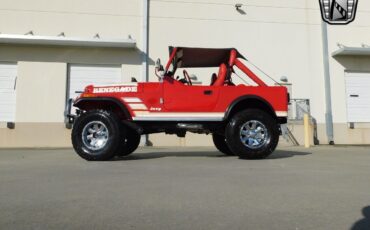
[319,0,359,25]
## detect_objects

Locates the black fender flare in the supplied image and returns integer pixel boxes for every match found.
[224,95,276,120]
[73,97,131,119]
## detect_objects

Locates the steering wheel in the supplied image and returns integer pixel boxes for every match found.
[183,70,193,85]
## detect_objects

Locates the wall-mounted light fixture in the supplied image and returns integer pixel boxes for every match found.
[235,3,243,10]
[24,30,34,35]
[336,43,345,48]
[235,3,246,14]
[280,76,289,83]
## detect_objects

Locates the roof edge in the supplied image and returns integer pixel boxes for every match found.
[332,46,370,57]
[0,34,136,48]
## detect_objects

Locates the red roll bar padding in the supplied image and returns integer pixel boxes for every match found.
[234,58,267,87]
[165,47,178,72]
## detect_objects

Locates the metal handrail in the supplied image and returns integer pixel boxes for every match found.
[289,99,310,121]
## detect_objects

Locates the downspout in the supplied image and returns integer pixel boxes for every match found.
[142,0,149,82]
[142,0,150,145]
[321,21,335,145]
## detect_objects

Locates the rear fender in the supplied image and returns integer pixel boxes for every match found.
[224,95,277,120]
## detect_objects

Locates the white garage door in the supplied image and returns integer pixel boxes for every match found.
[345,72,370,123]
[67,65,122,115]
[0,63,17,122]
[68,65,122,100]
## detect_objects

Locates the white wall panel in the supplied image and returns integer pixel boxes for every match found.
[0,63,17,122]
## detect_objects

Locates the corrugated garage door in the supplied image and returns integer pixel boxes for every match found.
[345,72,370,122]
[68,65,122,100]
[0,63,17,122]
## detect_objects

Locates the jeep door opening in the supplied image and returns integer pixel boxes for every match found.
[69,47,289,161]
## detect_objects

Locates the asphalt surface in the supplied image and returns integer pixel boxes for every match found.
[0,146,370,230]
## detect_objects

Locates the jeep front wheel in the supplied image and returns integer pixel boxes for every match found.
[72,110,122,161]
[225,109,279,159]
[116,130,141,156]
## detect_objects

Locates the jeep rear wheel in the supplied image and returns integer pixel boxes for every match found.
[225,109,279,159]
[116,129,141,157]
[212,133,234,156]
[72,110,122,161]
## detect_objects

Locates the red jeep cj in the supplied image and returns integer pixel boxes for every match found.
[69,47,289,161]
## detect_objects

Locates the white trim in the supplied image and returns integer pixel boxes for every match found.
[129,103,148,110]
[134,112,224,117]
[123,97,142,103]
[133,112,224,121]
[0,34,136,48]
[276,111,288,117]
[132,111,288,121]
[133,117,224,121]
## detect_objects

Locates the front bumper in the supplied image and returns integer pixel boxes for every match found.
[64,98,76,126]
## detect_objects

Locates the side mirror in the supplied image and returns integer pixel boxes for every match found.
[155,58,164,80]
[155,58,164,71]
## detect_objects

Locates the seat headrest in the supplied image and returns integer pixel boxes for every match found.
[213,63,227,86]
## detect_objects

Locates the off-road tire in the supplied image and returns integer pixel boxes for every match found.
[72,110,122,161]
[225,109,279,159]
[212,133,234,156]
[116,128,141,156]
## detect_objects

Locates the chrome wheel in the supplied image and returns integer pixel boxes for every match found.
[240,120,269,149]
[82,121,109,151]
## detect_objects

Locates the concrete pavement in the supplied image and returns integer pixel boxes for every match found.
[0,146,370,230]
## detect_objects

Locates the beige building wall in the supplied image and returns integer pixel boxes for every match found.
[148,0,370,146]
[0,0,143,147]
[0,0,370,147]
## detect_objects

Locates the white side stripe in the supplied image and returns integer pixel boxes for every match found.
[132,112,225,121]
[276,111,288,117]
[132,111,288,121]
[133,117,223,121]
[129,103,148,110]
[122,97,142,103]
[134,112,224,117]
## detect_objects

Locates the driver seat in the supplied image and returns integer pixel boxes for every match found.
[212,63,227,86]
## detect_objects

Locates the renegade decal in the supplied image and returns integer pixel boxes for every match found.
[93,86,137,93]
